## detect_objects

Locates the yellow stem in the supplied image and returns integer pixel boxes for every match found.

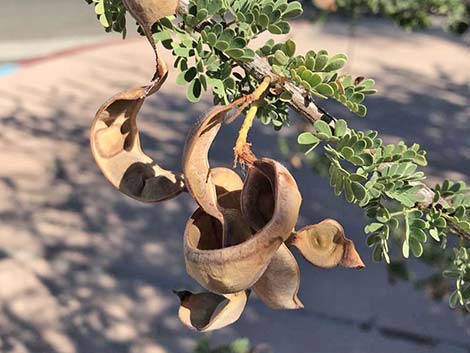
[233,77,271,166]
[236,103,259,152]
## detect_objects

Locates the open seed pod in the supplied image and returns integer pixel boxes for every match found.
[183,103,302,294]
[174,290,249,332]
[184,152,302,294]
[290,219,365,269]
[90,57,185,202]
[240,167,303,309]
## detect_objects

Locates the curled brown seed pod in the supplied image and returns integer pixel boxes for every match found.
[184,156,302,294]
[290,219,365,269]
[252,243,303,310]
[90,57,185,202]
[174,289,249,332]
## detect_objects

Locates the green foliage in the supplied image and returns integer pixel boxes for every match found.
[259,41,376,116]
[85,0,127,36]
[299,118,470,308]
[444,248,470,309]
[316,0,469,34]
[144,0,303,126]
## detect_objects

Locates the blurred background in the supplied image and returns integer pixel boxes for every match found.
[0,1,469,353]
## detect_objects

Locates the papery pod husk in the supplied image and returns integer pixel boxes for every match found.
[123,0,179,50]
[241,167,303,309]
[252,243,303,309]
[175,290,249,332]
[184,157,302,294]
[211,167,244,198]
[290,219,365,269]
[90,57,185,202]
[183,104,238,221]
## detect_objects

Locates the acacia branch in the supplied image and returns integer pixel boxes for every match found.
[176,0,470,240]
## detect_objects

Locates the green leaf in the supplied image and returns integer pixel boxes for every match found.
[413,154,427,166]
[259,13,270,27]
[411,219,426,229]
[274,50,289,65]
[350,173,367,183]
[225,48,244,59]
[351,181,367,201]
[449,290,460,309]
[314,55,328,71]
[215,40,230,51]
[285,39,296,57]
[356,104,367,117]
[351,93,365,103]
[334,173,344,195]
[344,179,355,203]
[95,1,105,15]
[402,239,410,258]
[174,47,192,57]
[411,228,427,242]
[314,120,332,137]
[324,56,347,72]
[279,90,292,102]
[373,244,383,262]
[334,119,347,137]
[365,223,384,234]
[357,78,375,90]
[301,71,321,88]
[268,21,290,34]
[283,2,303,18]
[187,78,202,102]
[297,132,320,145]
[429,228,441,241]
[99,14,110,27]
[315,83,334,96]
[341,146,354,160]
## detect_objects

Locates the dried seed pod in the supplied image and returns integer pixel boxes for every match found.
[184,156,302,294]
[252,244,303,309]
[175,290,249,332]
[183,105,234,221]
[122,0,179,48]
[90,57,185,202]
[183,106,301,294]
[241,173,302,310]
[290,219,365,269]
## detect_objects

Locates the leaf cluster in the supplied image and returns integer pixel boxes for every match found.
[85,0,127,36]
[148,0,303,126]
[444,248,470,309]
[259,40,377,116]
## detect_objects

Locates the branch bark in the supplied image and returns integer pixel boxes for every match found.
[176,0,470,240]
